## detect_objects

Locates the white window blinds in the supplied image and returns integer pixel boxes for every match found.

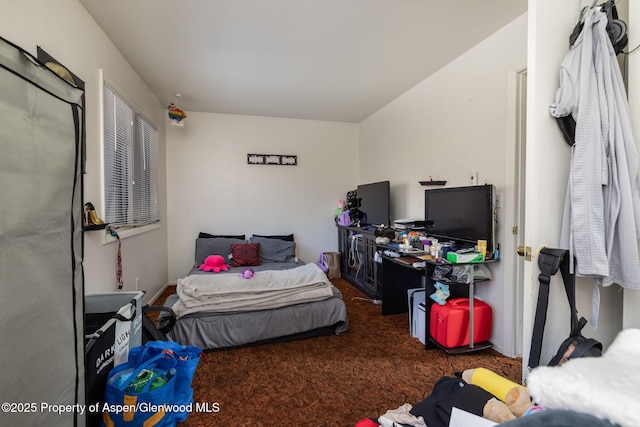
[103,85,159,227]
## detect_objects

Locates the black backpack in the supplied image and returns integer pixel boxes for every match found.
[528,248,602,369]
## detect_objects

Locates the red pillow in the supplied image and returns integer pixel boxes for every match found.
[231,243,261,267]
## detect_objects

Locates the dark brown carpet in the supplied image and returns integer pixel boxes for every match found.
[153,278,522,426]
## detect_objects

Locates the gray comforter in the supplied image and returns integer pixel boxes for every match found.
[161,262,349,351]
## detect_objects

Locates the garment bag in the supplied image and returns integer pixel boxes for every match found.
[0,36,85,426]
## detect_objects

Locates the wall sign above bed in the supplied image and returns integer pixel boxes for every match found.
[247,153,297,166]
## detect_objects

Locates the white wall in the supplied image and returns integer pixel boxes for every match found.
[0,0,169,303]
[358,14,528,356]
[165,113,358,281]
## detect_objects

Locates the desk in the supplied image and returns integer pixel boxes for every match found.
[380,255,425,315]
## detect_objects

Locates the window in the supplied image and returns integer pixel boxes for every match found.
[103,85,159,228]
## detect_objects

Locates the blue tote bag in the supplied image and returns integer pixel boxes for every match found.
[101,352,177,427]
[129,341,202,422]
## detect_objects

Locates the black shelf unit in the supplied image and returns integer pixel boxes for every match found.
[424,260,495,354]
[336,225,381,299]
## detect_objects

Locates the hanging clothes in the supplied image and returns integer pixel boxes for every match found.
[549,8,640,327]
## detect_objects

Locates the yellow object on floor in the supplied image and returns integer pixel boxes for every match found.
[467,367,525,401]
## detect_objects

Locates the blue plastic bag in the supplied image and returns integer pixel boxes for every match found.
[101,352,177,427]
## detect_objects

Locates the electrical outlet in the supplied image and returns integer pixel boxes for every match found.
[496,192,503,208]
[468,172,478,185]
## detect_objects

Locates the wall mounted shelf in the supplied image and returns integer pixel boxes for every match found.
[83,223,108,231]
[420,180,447,186]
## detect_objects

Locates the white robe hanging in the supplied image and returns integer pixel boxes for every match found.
[549,8,640,327]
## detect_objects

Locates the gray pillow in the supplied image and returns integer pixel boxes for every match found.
[252,233,294,242]
[194,237,246,265]
[249,236,296,263]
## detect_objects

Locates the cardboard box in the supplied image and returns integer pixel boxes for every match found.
[446,251,485,263]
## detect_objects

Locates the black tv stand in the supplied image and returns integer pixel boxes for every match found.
[337,224,423,315]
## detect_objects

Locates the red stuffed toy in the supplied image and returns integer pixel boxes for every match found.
[354,419,378,427]
[198,255,229,273]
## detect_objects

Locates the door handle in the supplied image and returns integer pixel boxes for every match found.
[517,245,532,261]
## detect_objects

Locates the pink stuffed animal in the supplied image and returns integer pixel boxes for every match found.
[198,255,229,273]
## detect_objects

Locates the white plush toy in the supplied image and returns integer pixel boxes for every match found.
[526,328,640,427]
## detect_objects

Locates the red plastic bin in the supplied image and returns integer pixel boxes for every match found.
[430,297,492,348]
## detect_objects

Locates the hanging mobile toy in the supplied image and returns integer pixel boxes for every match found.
[168,103,187,122]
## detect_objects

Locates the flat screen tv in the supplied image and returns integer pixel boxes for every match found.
[357,180,391,227]
[424,184,495,255]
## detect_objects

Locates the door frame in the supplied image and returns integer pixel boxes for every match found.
[504,68,527,358]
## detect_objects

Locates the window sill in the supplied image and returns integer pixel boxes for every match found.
[102,222,161,245]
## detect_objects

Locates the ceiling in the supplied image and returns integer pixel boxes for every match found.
[80,0,527,123]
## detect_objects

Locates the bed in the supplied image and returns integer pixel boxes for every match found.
[159,235,349,351]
